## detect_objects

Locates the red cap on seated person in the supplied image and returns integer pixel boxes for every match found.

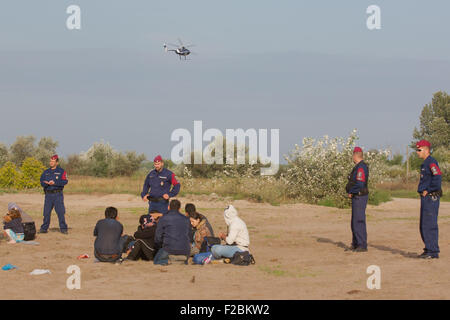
[51,154,59,161]
[416,140,431,148]
[153,155,163,162]
[353,147,363,153]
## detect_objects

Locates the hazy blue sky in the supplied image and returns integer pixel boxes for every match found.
[1,0,449,162]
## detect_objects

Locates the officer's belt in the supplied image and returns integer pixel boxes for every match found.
[45,190,63,194]
[351,188,369,197]
[427,190,443,197]
[148,197,168,202]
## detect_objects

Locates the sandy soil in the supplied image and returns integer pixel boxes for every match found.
[0,193,449,300]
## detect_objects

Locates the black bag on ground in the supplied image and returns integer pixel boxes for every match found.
[230,251,255,266]
[22,222,36,241]
[200,236,221,253]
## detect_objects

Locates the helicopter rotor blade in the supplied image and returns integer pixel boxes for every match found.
[177,38,184,46]
[185,44,196,48]
[167,43,179,47]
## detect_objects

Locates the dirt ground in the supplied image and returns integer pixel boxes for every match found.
[0,192,449,300]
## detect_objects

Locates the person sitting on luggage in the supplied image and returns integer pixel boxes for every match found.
[153,199,191,265]
[126,214,159,261]
[188,211,212,256]
[3,208,25,244]
[211,205,250,259]
[185,203,214,237]
[93,207,128,263]
[7,202,36,241]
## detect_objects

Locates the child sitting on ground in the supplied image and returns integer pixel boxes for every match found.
[3,208,25,244]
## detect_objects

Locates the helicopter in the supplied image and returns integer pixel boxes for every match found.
[163,38,196,60]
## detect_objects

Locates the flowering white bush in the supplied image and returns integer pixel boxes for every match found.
[283,130,389,208]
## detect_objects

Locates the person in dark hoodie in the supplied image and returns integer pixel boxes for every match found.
[126,214,158,261]
[3,208,25,244]
[153,199,190,265]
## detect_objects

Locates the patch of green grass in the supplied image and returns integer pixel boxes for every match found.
[0,188,37,194]
[259,265,288,277]
[259,265,318,278]
[317,198,337,207]
[121,207,149,216]
[269,201,280,206]
[368,189,392,205]
[389,190,420,199]
[388,190,450,202]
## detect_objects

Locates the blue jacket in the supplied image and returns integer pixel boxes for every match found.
[347,160,369,194]
[141,168,180,199]
[154,210,190,255]
[40,166,68,191]
[418,155,442,193]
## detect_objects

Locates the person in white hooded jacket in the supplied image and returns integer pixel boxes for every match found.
[211,205,250,259]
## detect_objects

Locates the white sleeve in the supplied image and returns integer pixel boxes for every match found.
[225,222,239,245]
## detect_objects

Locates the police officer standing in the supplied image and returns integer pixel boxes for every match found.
[141,155,180,215]
[39,155,69,234]
[416,140,442,259]
[345,147,369,252]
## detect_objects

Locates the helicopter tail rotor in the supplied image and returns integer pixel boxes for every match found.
[163,43,168,52]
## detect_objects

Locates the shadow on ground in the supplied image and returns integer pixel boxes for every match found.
[314,236,419,259]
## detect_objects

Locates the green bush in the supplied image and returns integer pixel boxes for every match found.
[0,161,20,188]
[16,157,46,189]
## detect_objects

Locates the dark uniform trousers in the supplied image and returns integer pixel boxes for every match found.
[149,200,169,214]
[41,192,67,232]
[351,194,368,249]
[420,195,440,256]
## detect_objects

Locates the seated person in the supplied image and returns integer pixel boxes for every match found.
[188,211,212,256]
[8,202,36,241]
[126,214,158,261]
[93,207,128,263]
[3,208,24,244]
[154,199,191,265]
[185,203,214,237]
[211,205,250,259]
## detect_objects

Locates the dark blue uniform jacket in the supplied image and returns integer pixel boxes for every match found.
[141,168,180,199]
[40,167,68,191]
[347,160,369,195]
[418,156,442,194]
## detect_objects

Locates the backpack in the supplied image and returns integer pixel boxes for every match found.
[230,251,255,266]
[22,222,36,241]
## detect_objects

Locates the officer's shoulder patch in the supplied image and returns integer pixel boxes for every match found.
[356,168,365,182]
[429,163,441,176]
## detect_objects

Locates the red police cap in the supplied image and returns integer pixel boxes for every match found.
[51,154,59,161]
[353,147,363,153]
[416,140,431,149]
[153,155,163,162]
